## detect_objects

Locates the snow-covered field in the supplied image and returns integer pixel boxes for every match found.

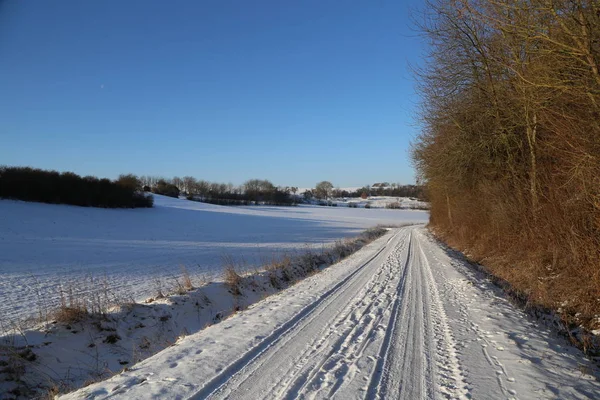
[334,196,429,209]
[0,195,428,326]
[62,227,600,399]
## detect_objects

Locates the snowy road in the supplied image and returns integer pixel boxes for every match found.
[199,229,463,399]
[64,227,600,399]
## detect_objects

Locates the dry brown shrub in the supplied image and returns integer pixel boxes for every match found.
[223,266,242,296]
[181,266,194,291]
[54,306,88,325]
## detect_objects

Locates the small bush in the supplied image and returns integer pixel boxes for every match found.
[54,306,88,324]
[361,226,388,241]
[332,240,354,261]
[223,266,242,296]
[152,180,180,198]
[181,266,193,291]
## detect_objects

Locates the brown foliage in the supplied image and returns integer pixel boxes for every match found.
[54,306,88,325]
[223,266,243,296]
[413,0,600,329]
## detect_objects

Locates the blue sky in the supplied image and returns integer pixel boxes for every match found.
[0,0,424,188]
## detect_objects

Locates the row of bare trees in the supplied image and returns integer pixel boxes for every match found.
[304,181,425,201]
[412,0,600,328]
[139,176,297,206]
[344,184,424,199]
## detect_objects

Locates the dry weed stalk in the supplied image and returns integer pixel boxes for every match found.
[181,266,194,291]
[223,267,242,296]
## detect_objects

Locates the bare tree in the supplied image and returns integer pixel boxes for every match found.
[315,181,334,200]
[172,177,184,193]
[182,176,196,195]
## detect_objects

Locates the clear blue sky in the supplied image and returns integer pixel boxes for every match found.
[0,0,424,188]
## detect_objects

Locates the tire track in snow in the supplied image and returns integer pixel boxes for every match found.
[423,235,518,399]
[288,238,410,399]
[369,231,432,399]
[368,230,469,400]
[366,231,415,399]
[415,231,469,399]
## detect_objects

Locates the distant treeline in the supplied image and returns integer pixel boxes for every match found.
[338,184,424,199]
[139,176,297,206]
[0,166,422,210]
[303,182,425,201]
[0,166,153,208]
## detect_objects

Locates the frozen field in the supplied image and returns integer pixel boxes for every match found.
[0,195,428,326]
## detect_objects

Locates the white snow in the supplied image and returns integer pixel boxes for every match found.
[0,227,392,398]
[334,195,429,209]
[60,227,600,400]
[0,195,427,327]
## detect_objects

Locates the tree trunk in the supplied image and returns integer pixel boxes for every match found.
[446,190,454,229]
[525,107,538,215]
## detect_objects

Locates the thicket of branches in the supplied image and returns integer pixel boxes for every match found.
[0,167,153,208]
[412,0,600,328]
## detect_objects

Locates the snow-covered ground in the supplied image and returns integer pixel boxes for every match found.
[300,195,429,209]
[334,196,429,209]
[61,227,600,399]
[0,195,427,327]
[0,228,389,398]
